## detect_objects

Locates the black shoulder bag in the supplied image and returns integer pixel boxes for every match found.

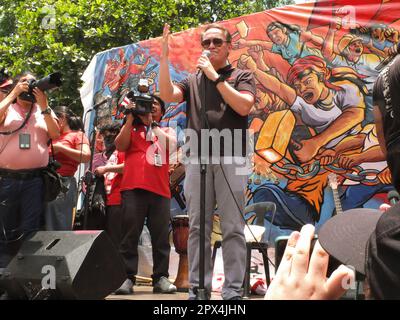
[42,140,66,202]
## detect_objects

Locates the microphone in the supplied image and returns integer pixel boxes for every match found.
[197,50,211,75]
[388,190,400,206]
[92,95,112,110]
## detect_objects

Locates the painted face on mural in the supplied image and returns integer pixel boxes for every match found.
[371,27,383,40]
[292,71,327,105]
[267,27,287,45]
[346,40,364,58]
[201,28,231,67]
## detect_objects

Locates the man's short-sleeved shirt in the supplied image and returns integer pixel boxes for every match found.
[176,65,256,157]
[120,124,170,199]
[0,103,50,169]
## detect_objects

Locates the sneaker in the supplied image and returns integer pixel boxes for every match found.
[153,276,177,294]
[114,279,134,295]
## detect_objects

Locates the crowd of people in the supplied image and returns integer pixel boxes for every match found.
[0,22,399,301]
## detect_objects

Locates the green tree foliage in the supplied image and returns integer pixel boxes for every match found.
[0,0,293,114]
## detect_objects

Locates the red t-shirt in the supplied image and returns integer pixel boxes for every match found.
[105,151,125,206]
[120,125,171,199]
[51,131,89,177]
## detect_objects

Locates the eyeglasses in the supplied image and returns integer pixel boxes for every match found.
[201,38,228,48]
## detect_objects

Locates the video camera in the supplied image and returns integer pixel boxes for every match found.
[119,78,154,116]
[19,72,62,103]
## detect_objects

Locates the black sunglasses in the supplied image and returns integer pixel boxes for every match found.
[201,38,228,48]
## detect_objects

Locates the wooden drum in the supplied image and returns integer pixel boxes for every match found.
[171,215,190,292]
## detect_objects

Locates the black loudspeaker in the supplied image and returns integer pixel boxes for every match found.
[0,231,125,300]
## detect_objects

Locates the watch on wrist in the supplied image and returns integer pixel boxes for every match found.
[213,74,226,84]
[41,107,52,115]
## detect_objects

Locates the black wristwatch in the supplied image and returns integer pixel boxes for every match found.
[150,121,160,129]
[213,74,226,85]
[41,107,52,115]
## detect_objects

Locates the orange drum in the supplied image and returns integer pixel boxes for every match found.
[171,215,190,291]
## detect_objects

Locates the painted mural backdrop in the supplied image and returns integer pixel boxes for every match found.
[80,0,400,240]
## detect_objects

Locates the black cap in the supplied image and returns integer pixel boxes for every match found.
[318,208,382,276]
[319,205,400,299]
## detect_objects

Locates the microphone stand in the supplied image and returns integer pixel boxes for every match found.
[195,72,209,300]
[82,106,100,230]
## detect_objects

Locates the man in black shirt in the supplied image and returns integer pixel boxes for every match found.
[373,43,400,192]
[159,23,256,300]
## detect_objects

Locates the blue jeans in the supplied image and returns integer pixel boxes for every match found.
[340,183,395,211]
[44,176,77,230]
[0,177,44,268]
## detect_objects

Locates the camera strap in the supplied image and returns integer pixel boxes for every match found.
[0,103,34,135]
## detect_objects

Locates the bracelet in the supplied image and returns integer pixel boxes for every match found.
[41,107,52,115]
[213,74,226,84]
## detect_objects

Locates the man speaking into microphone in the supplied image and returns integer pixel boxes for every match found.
[159,23,256,300]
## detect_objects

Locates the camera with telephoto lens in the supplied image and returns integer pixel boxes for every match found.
[19,72,62,102]
[120,78,154,116]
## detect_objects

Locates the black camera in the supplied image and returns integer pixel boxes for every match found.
[19,72,62,102]
[119,78,154,116]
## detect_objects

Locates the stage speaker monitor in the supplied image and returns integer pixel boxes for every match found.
[0,231,125,300]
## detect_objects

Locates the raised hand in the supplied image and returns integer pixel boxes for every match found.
[161,23,171,59]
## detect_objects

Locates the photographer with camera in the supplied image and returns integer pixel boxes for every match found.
[44,106,90,231]
[0,72,60,273]
[114,89,177,295]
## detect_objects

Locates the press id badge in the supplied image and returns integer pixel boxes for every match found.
[19,133,31,149]
[154,153,162,167]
